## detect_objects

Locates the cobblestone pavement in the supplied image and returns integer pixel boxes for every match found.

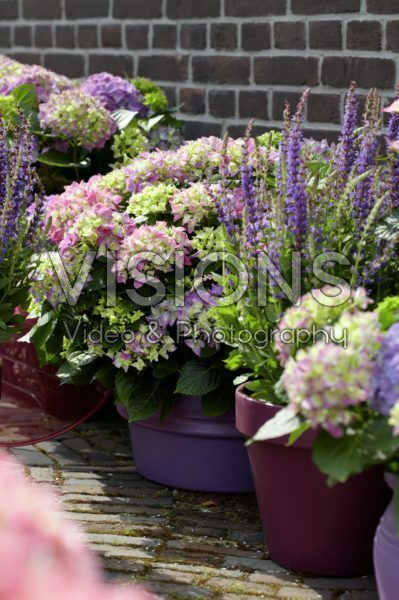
[10,411,378,600]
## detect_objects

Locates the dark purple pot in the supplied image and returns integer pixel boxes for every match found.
[374,474,399,600]
[117,395,254,493]
[236,385,391,576]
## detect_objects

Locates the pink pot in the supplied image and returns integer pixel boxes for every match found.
[236,385,391,576]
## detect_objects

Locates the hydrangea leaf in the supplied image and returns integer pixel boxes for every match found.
[175,359,223,396]
[246,406,302,446]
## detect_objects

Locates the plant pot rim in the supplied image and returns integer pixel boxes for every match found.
[235,382,318,448]
[385,472,397,491]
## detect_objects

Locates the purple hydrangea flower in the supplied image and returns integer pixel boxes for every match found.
[0,64,71,103]
[81,72,146,115]
[372,322,399,416]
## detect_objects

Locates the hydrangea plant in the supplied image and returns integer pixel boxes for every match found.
[28,136,272,421]
[0,55,182,192]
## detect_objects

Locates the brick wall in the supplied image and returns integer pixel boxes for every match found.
[1,0,399,140]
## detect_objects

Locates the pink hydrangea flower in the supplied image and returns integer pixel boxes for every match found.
[0,451,152,600]
[43,178,124,244]
[115,222,192,284]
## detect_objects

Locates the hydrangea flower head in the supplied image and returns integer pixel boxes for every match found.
[132,77,169,112]
[0,63,71,102]
[276,286,372,365]
[372,322,399,416]
[284,341,375,437]
[128,182,177,218]
[39,89,117,151]
[283,310,382,437]
[112,122,148,165]
[169,182,216,233]
[81,72,145,114]
[115,222,192,284]
[148,125,182,152]
[43,177,123,244]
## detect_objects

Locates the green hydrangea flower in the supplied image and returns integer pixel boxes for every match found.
[257,131,283,149]
[0,95,19,127]
[127,182,177,218]
[96,168,129,198]
[111,121,149,166]
[191,226,227,258]
[377,296,399,331]
[132,77,169,112]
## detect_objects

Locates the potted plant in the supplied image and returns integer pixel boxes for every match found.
[211,83,399,574]
[0,55,182,192]
[26,135,273,491]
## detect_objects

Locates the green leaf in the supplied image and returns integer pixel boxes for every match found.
[67,351,98,367]
[37,149,91,169]
[112,109,139,130]
[202,385,234,416]
[375,210,399,242]
[21,312,57,351]
[11,84,37,112]
[0,329,13,343]
[115,371,164,421]
[153,360,179,379]
[56,361,81,384]
[94,362,115,388]
[246,405,302,446]
[313,429,366,485]
[175,359,223,396]
[140,114,165,133]
[233,373,251,386]
[287,423,311,446]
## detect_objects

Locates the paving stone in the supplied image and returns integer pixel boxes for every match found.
[12,448,53,466]
[206,577,274,595]
[66,512,166,526]
[278,587,333,599]
[87,533,161,549]
[63,492,170,506]
[249,572,300,585]
[94,545,155,559]
[65,502,168,517]
[16,419,375,600]
[146,582,213,598]
[303,577,376,591]
[28,466,55,482]
[223,556,287,572]
[102,558,147,574]
[149,567,199,584]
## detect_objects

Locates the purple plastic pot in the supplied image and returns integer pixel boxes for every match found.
[236,385,391,576]
[374,474,399,600]
[117,395,254,492]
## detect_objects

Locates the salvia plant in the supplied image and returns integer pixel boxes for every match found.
[0,114,45,340]
[213,82,399,401]
[211,83,399,507]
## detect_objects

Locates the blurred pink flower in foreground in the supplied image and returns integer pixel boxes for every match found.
[0,451,153,600]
